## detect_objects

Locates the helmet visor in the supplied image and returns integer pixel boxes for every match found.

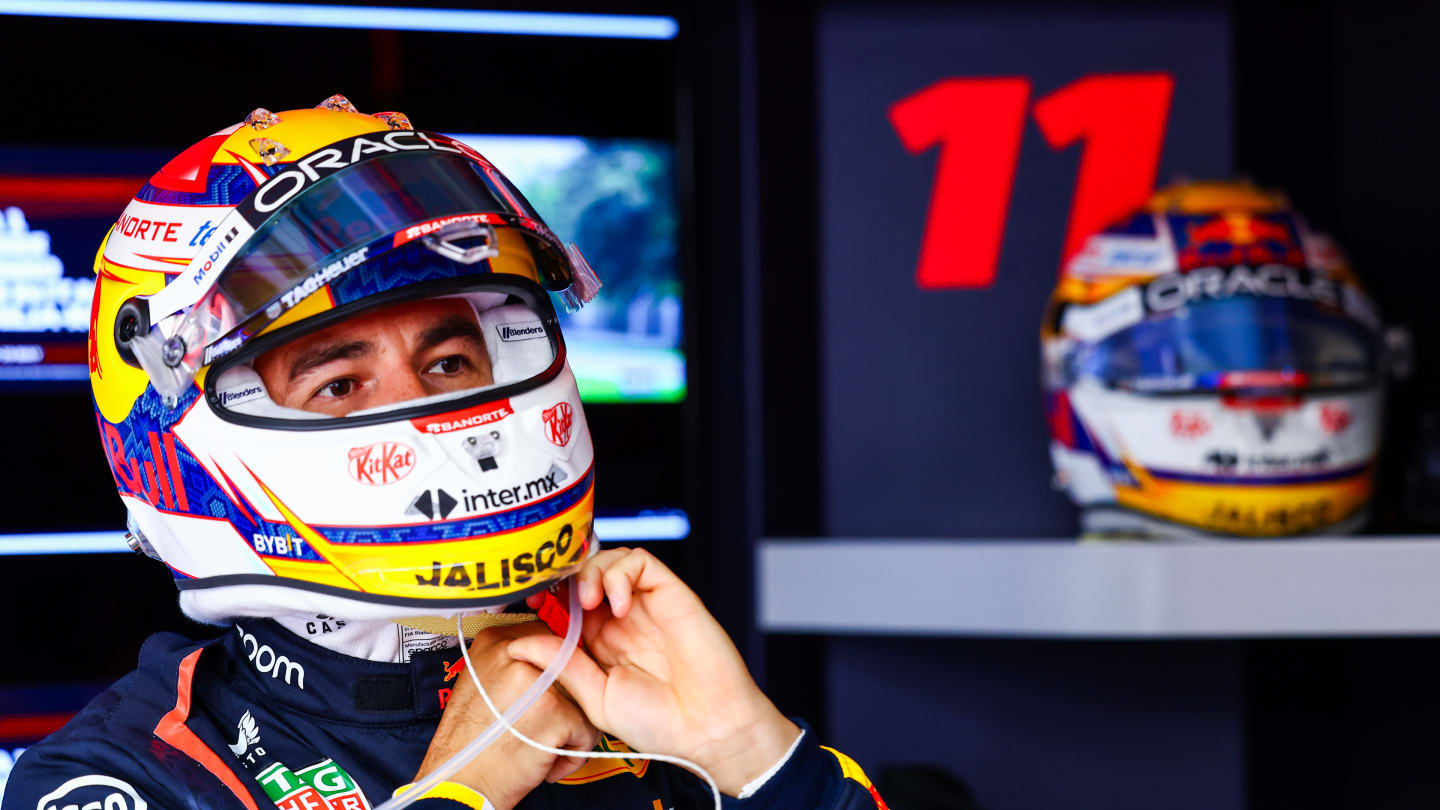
[217,149,571,318]
[1068,296,1379,393]
[138,148,577,401]
[209,281,559,424]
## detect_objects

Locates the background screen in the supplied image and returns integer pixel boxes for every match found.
[0,137,684,403]
[458,135,684,403]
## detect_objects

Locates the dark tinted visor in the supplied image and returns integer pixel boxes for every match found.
[1069,296,1378,393]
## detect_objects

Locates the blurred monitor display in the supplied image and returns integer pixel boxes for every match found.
[458,135,684,403]
[0,134,684,403]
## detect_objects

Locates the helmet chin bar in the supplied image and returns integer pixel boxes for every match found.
[1080,503,1371,540]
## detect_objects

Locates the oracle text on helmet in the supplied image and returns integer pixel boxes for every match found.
[1144,264,1338,311]
[250,131,470,216]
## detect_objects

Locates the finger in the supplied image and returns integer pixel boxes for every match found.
[580,598,614,652]
[544,755,586,783]
[600,548,670,618]
[507,633,611,730]
[577,548,630,610]
[544,715,602,782]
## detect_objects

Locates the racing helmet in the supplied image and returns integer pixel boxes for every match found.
[1042,180,1384,538]
[91,96,601,621]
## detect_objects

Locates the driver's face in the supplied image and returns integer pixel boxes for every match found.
[253,298,494,417]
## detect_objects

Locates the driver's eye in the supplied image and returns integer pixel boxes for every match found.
[431,356,466,374]
[318,378,356,399]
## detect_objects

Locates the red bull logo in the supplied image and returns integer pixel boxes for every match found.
[1179,212,1303,270]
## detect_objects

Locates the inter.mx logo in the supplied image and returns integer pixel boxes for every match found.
[890,73,1173,288]
[236,625,306,689]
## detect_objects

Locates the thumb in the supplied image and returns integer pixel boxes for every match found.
[506,634,610,728]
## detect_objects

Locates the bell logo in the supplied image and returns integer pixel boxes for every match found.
[236,626,306,689]
[37,775,147,810]
[542,402,573,447]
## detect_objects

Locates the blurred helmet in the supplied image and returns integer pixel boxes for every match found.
[1041,180,1384,538]
[91,96,601,621]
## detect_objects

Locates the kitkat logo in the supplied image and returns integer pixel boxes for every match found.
[543,402,574,447]
[348,442,416,485]
[1169,409,1210,440]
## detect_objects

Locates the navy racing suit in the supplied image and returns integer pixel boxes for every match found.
[3,620,887,810]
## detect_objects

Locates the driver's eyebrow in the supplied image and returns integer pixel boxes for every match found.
[288,340,373,382]
[417,315,485,352]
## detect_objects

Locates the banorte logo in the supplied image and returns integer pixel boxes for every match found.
[543,402,573,447]
[348,442,416,485]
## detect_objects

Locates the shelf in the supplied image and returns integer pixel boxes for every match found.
[757,538,1440,638]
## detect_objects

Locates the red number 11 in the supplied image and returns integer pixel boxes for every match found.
[888,73,1174,289]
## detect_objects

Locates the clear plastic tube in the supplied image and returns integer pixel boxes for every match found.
[372,584,584,810]
[462,586,722,810]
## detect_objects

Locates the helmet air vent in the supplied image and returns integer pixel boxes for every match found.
[248,137,291,166]
[316,93,359,114]
[244,107,282,130]
[372,111,413,131]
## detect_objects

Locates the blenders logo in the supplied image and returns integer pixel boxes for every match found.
[275,246,369,312]
[543,402,574,447]
[219,385,264,406]
[236,625,306,689]
[348,441,416,485]
[202,333,244,365]
[498,322,546,342]
[243,131,482,222]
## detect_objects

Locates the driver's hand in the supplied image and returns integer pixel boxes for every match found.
[413,622,600,810]
[509,548,801,797]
